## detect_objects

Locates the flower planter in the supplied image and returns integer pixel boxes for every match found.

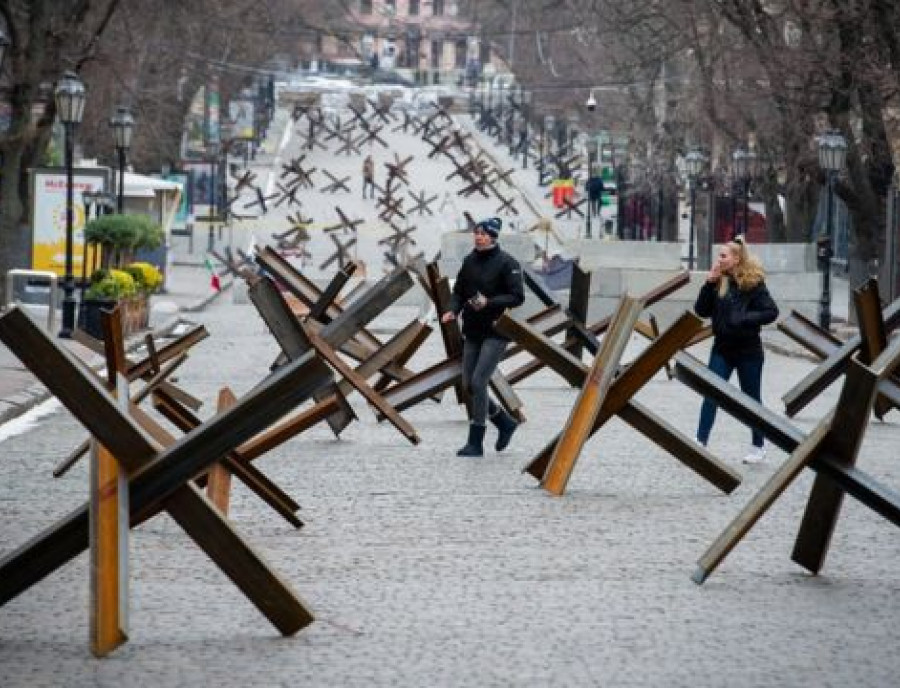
[77,295,150,340]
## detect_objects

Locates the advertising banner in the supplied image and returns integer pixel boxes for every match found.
[162,172,190,229]
[184,85,207,158]
[181,160,221,219]
[207,77,221,147]
[229,100,255,140]
[30,167,109,276]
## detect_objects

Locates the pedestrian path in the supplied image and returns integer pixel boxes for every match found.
[1,269,898,687]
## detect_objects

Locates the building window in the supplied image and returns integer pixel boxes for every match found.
[479,39,490,67]
[406,36,421,68]
[455,38,467,68]
[433,0,444,16]
[360,0,373,14]
[385,0,396,11]
[431,39,443,69]
[409,0,420,15]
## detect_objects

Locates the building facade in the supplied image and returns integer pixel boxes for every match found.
[298,1,501,83]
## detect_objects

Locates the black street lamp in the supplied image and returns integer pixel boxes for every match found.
[54,71,86,338]
[110,105,134,214]
[816,130,848,331]
[685,147,706,270]
[731,145,757,238]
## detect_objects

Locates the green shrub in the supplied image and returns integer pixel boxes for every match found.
[126,262,163,294]
[83,214,164,269]
[85,268,137,300]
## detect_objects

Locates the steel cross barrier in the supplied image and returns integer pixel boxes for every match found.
[494,306,739,495]
[675,339,900,583]
[0,305,334,652]
[675,281,900,583]
[779,279,900,418]
[5,269,59,332]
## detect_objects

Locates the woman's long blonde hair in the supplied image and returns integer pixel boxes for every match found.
[719,235,765,297]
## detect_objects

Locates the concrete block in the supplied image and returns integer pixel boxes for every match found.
[576,240,682,270]
[715,242,816,272]
[232,279,250,304]
[438,232,535,277]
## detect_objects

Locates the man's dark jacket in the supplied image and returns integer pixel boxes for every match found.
[449,244,524,340]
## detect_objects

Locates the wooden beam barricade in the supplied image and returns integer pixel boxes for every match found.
[53,351,191,478]
[250,267,417,436]
[426,261,466,406]
[496,310,739,493]
[249,275,357,437]
[301,323,420,445]
[204,389,237,514]
[542,296,644,495]
[504,270,690,388]
[91,307,130,656]
[375,304,603,420]
[255,246,382,354]
[151,386,304,528]
[0,306,334,642]
[566,262,593,361]
[308,262,356,323]
[674,331,900,583]
[780,285,900,417]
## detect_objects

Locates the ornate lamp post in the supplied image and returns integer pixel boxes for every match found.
[54,71,86,338]
[816,130,848,330]
[685,147,707,270]
[731,145,757,238]
[110,106,134,214]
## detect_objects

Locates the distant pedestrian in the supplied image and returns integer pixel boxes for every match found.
[362,155,375,199]
[587,175,604,215]
[441,217,524,457]
[694,235,779,463]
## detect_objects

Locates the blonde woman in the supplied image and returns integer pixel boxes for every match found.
[694,236,779,463]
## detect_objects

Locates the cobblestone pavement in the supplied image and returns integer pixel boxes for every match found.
[1,291,899,688]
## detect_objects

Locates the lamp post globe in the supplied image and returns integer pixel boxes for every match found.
[816,130,847,330]
[54,71,86,339]
[110,106,134,213]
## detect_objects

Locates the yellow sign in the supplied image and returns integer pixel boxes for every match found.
[31,168,108,277]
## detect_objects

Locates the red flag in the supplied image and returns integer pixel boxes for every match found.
[204,257,221,292]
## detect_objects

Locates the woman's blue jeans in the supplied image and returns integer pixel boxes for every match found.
[697,349,765,448]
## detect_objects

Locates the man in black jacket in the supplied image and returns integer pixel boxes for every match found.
[441,217,525,456]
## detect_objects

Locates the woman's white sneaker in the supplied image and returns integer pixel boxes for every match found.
[743,447,767,464]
